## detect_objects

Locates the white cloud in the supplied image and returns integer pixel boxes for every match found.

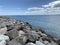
[42,0,60,8]
[24,0,60,15]
[25,7,46,15]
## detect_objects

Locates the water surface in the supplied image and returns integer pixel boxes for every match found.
[7,15,60,39]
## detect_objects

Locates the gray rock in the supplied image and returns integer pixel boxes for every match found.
[7,29,18,40]
[27,31,40,41]
[8,36,26,45]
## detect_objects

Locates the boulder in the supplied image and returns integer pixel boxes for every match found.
[0,35,9,41]
[8,36,26,45]
[18,30,25,36]
[0,40,6,45]
[7,29,18,40]
[43,41,51,45]
[36,41,45,45]
[8,39,22,45]
[26,42,36,45]
[50,41,58,45]
[0,26,7,35]
[27,31,40,41]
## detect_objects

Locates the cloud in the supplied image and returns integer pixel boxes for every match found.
[42,0,60,8]
[25,7,46,15]
[25,0,60,15]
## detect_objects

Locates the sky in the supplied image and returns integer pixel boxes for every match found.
[0,0,60,15]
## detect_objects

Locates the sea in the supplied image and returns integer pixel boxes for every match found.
[6,15,60,39]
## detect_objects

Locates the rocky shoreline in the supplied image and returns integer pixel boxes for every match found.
[0,16,59,45]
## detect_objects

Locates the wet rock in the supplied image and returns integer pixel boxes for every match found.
[7,29,18,40]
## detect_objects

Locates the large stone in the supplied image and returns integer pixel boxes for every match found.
[18,30,25,36]
[8,36,26,45]
[27,31,40,41]
[0,40,6,45]
[0,26,7,35]
[36,41,45,45]
[43,41,51,45]
[0,35,9,41]
[7,29,18,40]
[26,42,36,45]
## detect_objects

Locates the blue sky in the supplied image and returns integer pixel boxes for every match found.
[0,0,60,15]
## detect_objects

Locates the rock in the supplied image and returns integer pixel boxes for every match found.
[27,31,40,41]
[6,25,14,31]
[57,40,60,45]
[50,41,58,45]
[26,42,36,45]
[18,30,25,36]
[41,36,52,43]
[8,39,22,45]
[39,38,43,43]
[0,40,6,45]
[8,36,26,45]
[36,41,45,45]
[0,25,7,35]
[41,33,47,37]
[0,35,9,41]
[7,29,18,40]
[43,41,51,45]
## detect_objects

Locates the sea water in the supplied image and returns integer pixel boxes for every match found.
[7,15,60,39]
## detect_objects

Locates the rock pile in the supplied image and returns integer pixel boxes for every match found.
[0,16,59,45]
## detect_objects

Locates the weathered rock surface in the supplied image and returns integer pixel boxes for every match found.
[0,35,9,41]
[0,40,6,45]
[7,29,18,40]
[8,36,26,45]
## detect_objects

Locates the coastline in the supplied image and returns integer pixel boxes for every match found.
[0,16,59,45]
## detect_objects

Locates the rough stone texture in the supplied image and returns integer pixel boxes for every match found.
[0,35,9,41]
[0,40,6,45]
[7,29,18,40]
[27,31,40,41]
[8,36,26,45]
[18,30,25,36]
